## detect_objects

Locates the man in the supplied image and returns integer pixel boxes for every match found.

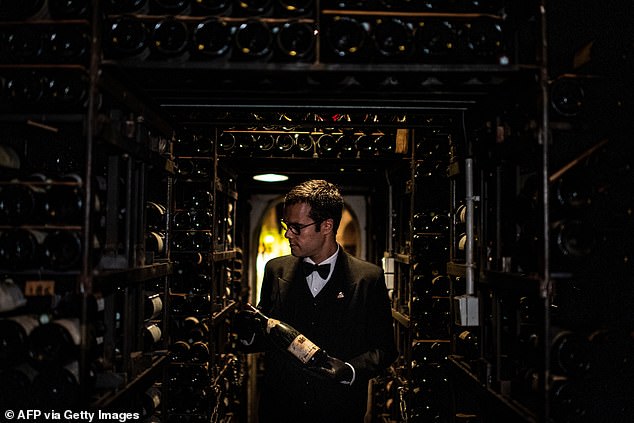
[236,179,398,423]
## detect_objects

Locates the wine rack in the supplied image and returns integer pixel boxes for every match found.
[0,2,176,419]
[380,119,456,422]
[442,3,634,423]
[166,129,246,423]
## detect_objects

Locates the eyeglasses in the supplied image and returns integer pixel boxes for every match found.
[281,219,321,235]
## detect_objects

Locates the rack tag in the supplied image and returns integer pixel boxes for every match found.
[24,280,55,296]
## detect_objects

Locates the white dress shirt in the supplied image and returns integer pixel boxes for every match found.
[303,246,339,297]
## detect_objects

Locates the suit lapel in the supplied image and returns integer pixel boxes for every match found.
[315,251,352,304]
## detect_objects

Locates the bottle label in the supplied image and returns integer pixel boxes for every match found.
[147,324,162,343]
[288,335,320,364]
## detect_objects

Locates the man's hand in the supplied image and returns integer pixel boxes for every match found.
[232,310,261,346]
[311,355,354,384]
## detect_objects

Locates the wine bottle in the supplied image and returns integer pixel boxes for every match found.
[587,329,633,377]
[189,209,213,230]
[373,17,414,60]
[413,209,447,234]
[188,189,213,210]
[218,131,236,153]
[6,26,44,63]
[140,386,162,419]
[337,134,357,158]
[0,363,38,409]
[192,18,232,58]
[233,20,273,61]
[275,133,295,155]
[355,134,376,157]
[0,0,46,20]
[255,133,276,155]
[0,176,47,225]
[146,201,166,231]
[191,231,213,251]
[0,278,27,313]
[150,17,190,60]
[275,20,315,61]
[182,315,208,343]
[190,340,210,362]
[375,133,396,155]
[411,340,449,365]
[31,361,95,409]
[169,340,191,362]
[45,174,84,224]
[549,378,587,422]
[0,315,40,368]
[317,134,338,157]
[145,293,164,320]
[415,20,458,64]
[412,233,449,264]
[28,318,82,368]
[324,16,368,61]
[143,323,163,351]
[550,330,591,377]
[295,133,314,156]
[104,16,150,60]
[456,330,479,361]
[461,18,505,64]
[145,231,166,260]
[173,210,192,229]
[246,304,328,366]
[0,228,43,270]
[552,218,596,263]
[550,74,591,119]
[41,230,83,270]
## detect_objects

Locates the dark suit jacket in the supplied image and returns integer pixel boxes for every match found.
[255,249,398,423]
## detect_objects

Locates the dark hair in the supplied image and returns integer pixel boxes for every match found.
[284,179,344,233]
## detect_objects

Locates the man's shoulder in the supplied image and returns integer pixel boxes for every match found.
[265,255,299,269]
[342,252,383,276]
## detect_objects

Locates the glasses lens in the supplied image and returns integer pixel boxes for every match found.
[281,220,298,234]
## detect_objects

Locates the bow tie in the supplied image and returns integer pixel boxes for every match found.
[302,262,331,279]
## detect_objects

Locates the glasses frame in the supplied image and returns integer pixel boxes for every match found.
[281,219,322,235]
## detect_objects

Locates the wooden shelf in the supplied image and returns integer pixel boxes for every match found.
[447,356,538,423]
[211,300,239,326]
[91,354,167,409]
[94,262,173,293]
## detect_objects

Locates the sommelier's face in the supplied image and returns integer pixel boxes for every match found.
[283,202,333,263]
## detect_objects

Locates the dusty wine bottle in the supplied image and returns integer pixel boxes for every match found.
[0,315,39,368]
[105,16,150,60]
[150,17,190,59]
[275,20,315,61]
[373,17,414,60]
[192,18,232,58]
[246,303,327,366]
[233,20,273,61]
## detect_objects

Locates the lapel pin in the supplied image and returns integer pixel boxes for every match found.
[337,291,345,299]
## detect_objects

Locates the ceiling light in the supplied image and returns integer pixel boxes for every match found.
[253,173,289,182]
